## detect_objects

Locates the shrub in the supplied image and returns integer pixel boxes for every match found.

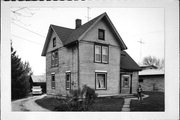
[55,85,98,111]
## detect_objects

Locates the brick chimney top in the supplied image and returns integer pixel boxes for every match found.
[75,19,81,29]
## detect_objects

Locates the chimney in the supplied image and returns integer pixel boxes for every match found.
[75,19,81,29]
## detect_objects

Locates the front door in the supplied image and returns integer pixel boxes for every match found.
[120,74,132,94]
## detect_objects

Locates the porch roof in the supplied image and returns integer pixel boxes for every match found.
[120,51,142,71]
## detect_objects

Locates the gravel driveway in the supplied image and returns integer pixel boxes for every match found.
[12,94,49,111]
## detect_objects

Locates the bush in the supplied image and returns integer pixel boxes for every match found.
[54,85,97,111]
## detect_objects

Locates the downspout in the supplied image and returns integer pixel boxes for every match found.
[120,50,122,94]
[77,41,80,91]
[130,73,133,94]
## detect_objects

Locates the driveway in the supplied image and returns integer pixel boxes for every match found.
[12,94,49,111]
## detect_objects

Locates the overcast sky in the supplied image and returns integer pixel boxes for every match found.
[11,7,164,75]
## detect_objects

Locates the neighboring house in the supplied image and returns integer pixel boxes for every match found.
[41,12,141,96]
[139,66,164,92]
[29,75,46,93]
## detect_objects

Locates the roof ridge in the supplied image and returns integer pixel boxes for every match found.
[50,24,74,30]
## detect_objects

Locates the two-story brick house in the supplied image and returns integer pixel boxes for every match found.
[41,12,141,96]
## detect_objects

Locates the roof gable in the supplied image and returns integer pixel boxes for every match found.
[41,12,127,56]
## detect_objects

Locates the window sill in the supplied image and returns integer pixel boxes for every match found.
[95,88,107,90]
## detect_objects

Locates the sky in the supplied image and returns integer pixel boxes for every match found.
[11,7,164,75]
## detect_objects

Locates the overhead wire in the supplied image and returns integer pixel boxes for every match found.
[12,34,43,46]
[12,22,45,38]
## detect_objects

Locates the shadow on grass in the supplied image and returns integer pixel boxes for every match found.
[130,91,164,111]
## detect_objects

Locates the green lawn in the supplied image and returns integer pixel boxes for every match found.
[35,96,124,111]
[130,91,164,111]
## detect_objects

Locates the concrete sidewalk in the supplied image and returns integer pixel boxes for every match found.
[121,94,149,112]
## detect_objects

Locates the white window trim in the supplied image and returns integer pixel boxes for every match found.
[95,70,107,73]
[95,72,107,90]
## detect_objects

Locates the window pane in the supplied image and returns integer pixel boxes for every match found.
[95,45,101,62]
[51,74,55,89]
[53,37,56,47]
[95,45,101,54]
[98,29,105,40]
[66,73,71,90]
[51,50,59,67]
[96,73,106,89]
[122,76,130,88]
[102,47,108,63]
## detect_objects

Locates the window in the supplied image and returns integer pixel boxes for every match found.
[51,50,58,67]
[95,72,107,90]
[95,45,101,62]
[53,37,56,47]
[66,72,71,90]
[98,29,105,40]
[139,78,143,83]
[51,73,55,89]
[94,44,109,63]
[102,46,108,63]
[122,75,130,88]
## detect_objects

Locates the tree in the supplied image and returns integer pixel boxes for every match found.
[11,44,33,100]
[142,56,164,69]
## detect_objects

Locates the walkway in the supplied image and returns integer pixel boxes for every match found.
[12,94,49,111]
[121,94,149,112]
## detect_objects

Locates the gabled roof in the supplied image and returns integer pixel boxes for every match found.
[31,75,46,83]
[121,51,142,71]
[41,12,127,56]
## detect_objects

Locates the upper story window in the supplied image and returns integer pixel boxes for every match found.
[53,37,56,47]
[51,50,58,67]
[98,29,105,40]
[95,44,109,63]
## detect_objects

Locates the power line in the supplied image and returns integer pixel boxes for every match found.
[12,34,43,46]
[12,22,45,38]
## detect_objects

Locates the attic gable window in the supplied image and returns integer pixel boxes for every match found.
[51,50,58,67]
[98,29,105,40]
[53,37,56,47]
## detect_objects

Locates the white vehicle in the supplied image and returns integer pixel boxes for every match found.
[32,86,42,95]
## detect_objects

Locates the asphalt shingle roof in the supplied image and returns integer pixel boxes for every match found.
[41,12,127,56]
[121,51,141,71]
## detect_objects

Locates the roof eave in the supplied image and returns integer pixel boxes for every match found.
[41,26,53,56]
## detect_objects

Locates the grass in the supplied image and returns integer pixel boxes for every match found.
[130,91,164,111]
[35,96,124,111]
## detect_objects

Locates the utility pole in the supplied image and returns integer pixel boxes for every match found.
[137,38,145,63]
